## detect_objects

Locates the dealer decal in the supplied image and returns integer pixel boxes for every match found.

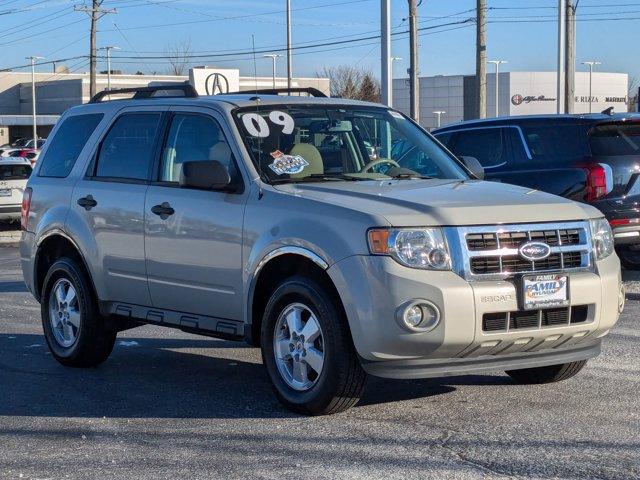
[268,150,309,175]
[241,110,295,137]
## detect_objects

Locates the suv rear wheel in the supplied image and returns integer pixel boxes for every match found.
[261,275,366,415]
[41,257,116,367]
[506,360,587,384]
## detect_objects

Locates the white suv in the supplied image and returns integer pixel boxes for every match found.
[0,158,31,221]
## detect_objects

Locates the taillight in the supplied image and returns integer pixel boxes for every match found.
[21,187,32,231]
[18,150,28,157]
[610,218,640,227]
[584,163,612,202]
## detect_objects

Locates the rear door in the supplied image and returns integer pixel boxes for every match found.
[71,106,167,305]
[144,106,247,319]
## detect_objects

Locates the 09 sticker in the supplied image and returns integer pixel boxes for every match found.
[241,110,295,138]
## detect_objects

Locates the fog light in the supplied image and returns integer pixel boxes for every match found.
[397,300,441,332]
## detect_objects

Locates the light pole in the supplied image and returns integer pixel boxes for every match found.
[433,110,446,128]
[100,46,120,92]
[286,0,292,91]
[263,54,282,89]
[487,60,507,118]
[582,61,601,113]
[26,56,43,149]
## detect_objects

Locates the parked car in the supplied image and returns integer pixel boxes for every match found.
[8,148,40,166]
[0,158,32,222]
[432,114,640,268]
[0,138,45,157]
[20,85,622,415]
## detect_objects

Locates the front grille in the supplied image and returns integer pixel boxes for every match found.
[482,305,592,332]
[458,222,591,278]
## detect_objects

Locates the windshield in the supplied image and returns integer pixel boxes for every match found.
[590,122,640,156]
[234,105,468,183]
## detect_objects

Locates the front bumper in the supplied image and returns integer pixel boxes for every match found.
[327,253,621,378]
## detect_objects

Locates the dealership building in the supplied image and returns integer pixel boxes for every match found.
[393,71,629,130]
[0,67,329,144]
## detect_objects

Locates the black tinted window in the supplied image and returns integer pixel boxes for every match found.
[0,164,32,180]
[96,113,160,180]
[451,128,505,168]
[590,123,640,156]
[522,123,589,163]
[435,132,453,146]
[39,114,103,177]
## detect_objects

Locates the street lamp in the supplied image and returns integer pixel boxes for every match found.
[99,46,120,92]
[582,61,601,113]
[389,57,402,107]
[433,110,446,128]
[263,54,282,89]
[26,56,44,149]
[487,60,507,118]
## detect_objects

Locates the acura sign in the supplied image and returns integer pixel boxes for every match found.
[189,67,240,96]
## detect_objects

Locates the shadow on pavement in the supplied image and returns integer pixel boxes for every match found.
[0,281,28,293]
[0,333,513,419]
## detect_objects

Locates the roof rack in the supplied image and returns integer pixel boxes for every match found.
[222,87,327,98]
[89,84,199,103]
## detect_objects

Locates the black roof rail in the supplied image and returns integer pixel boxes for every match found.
[221,87,327,98]
[89,84,199,103]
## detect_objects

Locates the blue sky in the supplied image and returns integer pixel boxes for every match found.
[1,0,637,84]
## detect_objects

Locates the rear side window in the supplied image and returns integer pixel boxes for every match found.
[521,123,589,163]
[434,132,453,147]
[590,123,640,156]
[38,113,103,178]
[95,113,161,181]
[0,164,32,180]
[451,128,506,168]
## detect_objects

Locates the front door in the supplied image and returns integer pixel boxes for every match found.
[144,107,247,320]
[70,108,166,305]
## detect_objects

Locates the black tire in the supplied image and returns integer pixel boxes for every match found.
[41,257,116,367]
[616,245,640,270]
[261,275,366,415]
[506,360,587,384]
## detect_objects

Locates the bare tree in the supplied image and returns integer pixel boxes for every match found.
[165,39,193,76]
[628,75,639,112]
[317,65,380,101]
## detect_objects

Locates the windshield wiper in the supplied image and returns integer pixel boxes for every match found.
[387,172,435,180]
[270,173,361,184]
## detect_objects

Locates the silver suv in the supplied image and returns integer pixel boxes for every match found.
[20,86,623,415]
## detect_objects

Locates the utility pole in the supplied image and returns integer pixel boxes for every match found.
[74,1,117,98]
[381,0,392,107]
[263,54,281,89]
[27,56,43,149]
[408,0,419,122]
[100,45,120,92]
[582,61,601,113]
[476,0,487,119]
[565,0,576,113]
[557,0,566,114]
[488,60,507,117]
[286,0,292,91]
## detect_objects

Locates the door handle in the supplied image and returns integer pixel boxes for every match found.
[151,202,175,219]
[77,195,97,211]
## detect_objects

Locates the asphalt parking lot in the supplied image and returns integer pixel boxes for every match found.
[0,244,638,480]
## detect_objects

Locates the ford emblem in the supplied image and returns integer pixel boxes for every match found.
[519,241,551,261]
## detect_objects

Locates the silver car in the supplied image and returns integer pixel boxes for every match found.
[20,86,623,415]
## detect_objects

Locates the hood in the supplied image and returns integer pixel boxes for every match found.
[273,179,602,226]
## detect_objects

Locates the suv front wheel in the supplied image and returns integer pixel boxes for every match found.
[41,257,117,367]
[261,275,366,415]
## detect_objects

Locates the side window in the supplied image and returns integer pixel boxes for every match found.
[160,114,235,183]
[521,123,590,164]
[94,113,161,181]
[450,128,505,168]
[38,113,103,178]
[434,132,453,147]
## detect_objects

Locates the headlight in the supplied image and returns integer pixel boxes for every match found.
[367,227,451,270]
[590,218,614,260]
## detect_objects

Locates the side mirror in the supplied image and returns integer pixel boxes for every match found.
[179,160,231,191]
[459,156,485,180]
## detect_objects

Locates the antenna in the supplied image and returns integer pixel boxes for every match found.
[252,35,259,94]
